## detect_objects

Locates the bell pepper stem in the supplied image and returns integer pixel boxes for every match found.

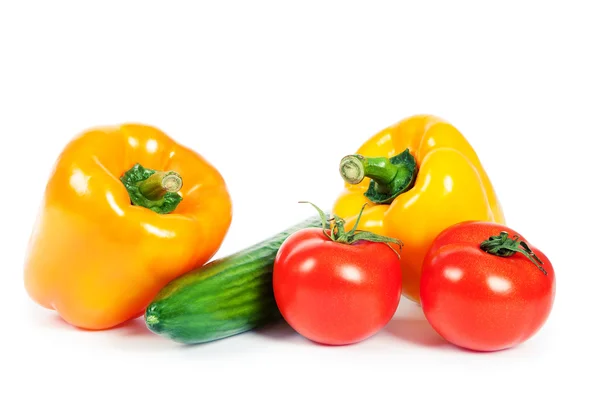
[338,149,418,204]
[339,155,398,185]
[137,171,183,201]
[120,163,184,214]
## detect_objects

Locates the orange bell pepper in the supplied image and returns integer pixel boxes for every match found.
[23,124,232,330]
[333,114,505,304]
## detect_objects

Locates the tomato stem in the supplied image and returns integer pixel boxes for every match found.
[299,201,403,257]
[480,232,547,275]
[338,149,418,204]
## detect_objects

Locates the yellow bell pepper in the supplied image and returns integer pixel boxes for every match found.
[333,114,505,303]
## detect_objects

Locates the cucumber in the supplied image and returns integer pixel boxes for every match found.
[144,215,324,344]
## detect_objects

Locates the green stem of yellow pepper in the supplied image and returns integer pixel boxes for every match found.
[339,149,418,204]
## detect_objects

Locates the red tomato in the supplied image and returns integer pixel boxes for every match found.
[273,227,402,345]
[420,221,556,352]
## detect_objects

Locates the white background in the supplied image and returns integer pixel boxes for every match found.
[1,1,598,399]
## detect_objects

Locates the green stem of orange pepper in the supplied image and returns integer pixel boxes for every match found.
[120,163,184,214]
[138,170,183,200]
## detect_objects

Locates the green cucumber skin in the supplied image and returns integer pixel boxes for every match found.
[145,215,324,344]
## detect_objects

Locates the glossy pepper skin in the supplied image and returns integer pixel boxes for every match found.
[333,114,505,304]
[23,124,232,330]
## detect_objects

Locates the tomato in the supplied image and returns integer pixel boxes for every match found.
[420,221,556,352]
[272,204,402,345]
